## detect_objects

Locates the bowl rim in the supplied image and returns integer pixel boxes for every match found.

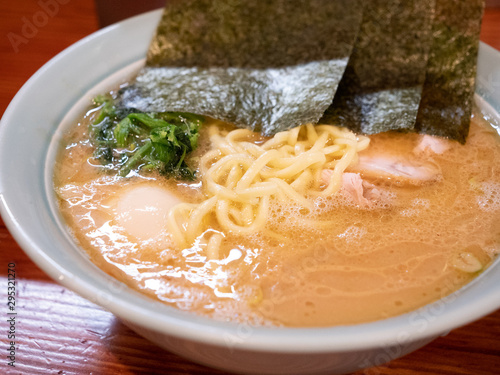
[1,8,500,354]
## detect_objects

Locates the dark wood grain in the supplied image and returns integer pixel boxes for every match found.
[1,1,499,374]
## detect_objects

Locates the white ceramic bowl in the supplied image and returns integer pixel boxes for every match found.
[1,10,500,375]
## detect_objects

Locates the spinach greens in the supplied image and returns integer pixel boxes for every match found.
[90,95,203,179]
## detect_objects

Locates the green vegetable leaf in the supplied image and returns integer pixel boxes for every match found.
[114,117,132,147]
[127,113,172,128]
[89,95,202,179]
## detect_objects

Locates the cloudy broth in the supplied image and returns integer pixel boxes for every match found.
[54,109,500,327]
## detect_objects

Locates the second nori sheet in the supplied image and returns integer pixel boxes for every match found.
[120,0,364,135]
[414,0,485,144]
[320,0,436,134]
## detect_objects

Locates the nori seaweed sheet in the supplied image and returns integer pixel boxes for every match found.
[320,0,436,134]
[414,0,485,144]
[120,0,364,135]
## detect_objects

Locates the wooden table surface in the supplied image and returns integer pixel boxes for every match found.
[1,1,499,374]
